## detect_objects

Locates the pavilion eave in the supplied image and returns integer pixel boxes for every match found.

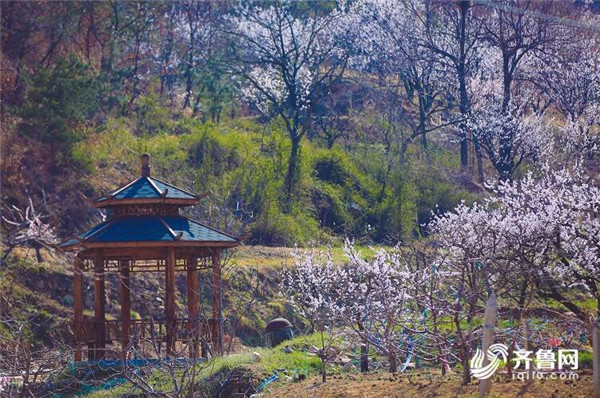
[93,198,199,208]
[59,240,239,252]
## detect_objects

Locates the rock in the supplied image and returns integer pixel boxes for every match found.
[325,346,340,358]
[340,355,352,364]
[251,352,261,363]
[343,362,357,372]
[281,346,293,354]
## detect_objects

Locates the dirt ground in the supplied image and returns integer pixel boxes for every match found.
[265,370,594,398]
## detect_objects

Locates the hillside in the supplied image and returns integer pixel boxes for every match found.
[0,246,300,346]
[2,1,600,397]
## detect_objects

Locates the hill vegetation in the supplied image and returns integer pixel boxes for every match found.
[1,1,600,397]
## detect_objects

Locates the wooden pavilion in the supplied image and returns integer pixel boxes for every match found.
[59,154,239,361]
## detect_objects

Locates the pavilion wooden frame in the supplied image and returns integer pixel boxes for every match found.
[71,242,236,361]
[63,154,239,361]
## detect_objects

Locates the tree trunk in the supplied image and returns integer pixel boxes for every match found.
[183,7,197,109]
[284,135,300,206]
[593,321,599,398]
[388,349,397,373]
[435,334,449,376]
[458,0,470,172]
[498,56,514,181]
[35,245,43,263]
[474,133,485,183]
[418,92,428,154]
[361,343,369,373]
[2,245,15,264]
[523,318,534,385]
[462,352,471,386]
[358,322,369,372]
[479,293,498,398]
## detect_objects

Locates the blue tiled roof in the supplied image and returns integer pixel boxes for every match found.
[95,177,197,202]
[161,216,237,241]
[59,216,236,247]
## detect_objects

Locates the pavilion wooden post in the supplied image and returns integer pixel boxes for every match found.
[73,254,84,362]
[119,259,131,360]
[187,255,200,358]
[165,247,176,355]
[212,249,223,355]
[93,250,106,360]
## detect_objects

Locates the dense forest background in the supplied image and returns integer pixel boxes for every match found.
[1,0,599,247]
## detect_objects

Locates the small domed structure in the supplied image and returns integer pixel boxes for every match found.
[265,318,293,347]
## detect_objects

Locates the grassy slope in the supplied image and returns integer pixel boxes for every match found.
[84,334,329,397]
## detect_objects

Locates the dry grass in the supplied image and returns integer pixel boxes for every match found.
[231,244,382,269]
[265,370,593,398]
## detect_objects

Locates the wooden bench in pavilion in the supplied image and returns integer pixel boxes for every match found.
[59,154,239,361]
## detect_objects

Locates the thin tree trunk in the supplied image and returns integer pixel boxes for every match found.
[498,56,514,181]
[418,92,428,154]
[388,349,398,373]
[462,351,471,386]
[358,322,369,372]
[285,134,300,206]
[593,321,600,398]
[35,246,43,263]
[183,7,197,109]
[2,246,15,264]
[458,0,470,172]
[479,293,498,398]
[474,133,485,183]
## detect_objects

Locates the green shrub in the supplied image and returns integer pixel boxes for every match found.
[133,92,174,136]
[249,201,322,246]
[579,350,593,368]
[20,54,99,158]
[414,168,475,236]
[369,169,418,243]
[185,123,242,177]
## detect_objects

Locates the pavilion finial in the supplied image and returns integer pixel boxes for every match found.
[141,153,151,177]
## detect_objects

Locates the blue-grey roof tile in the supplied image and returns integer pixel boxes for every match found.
[95,177,197,202]
[59,216,236,246]
[87,217,172,242]
[163,216,236,242]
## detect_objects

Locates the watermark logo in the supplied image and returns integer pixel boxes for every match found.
[512,348,579,381]
[470,343,509,380]
[470,344,579,381]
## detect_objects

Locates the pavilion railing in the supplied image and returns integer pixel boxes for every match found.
[74,318,218,344]
[81,257,215,272]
